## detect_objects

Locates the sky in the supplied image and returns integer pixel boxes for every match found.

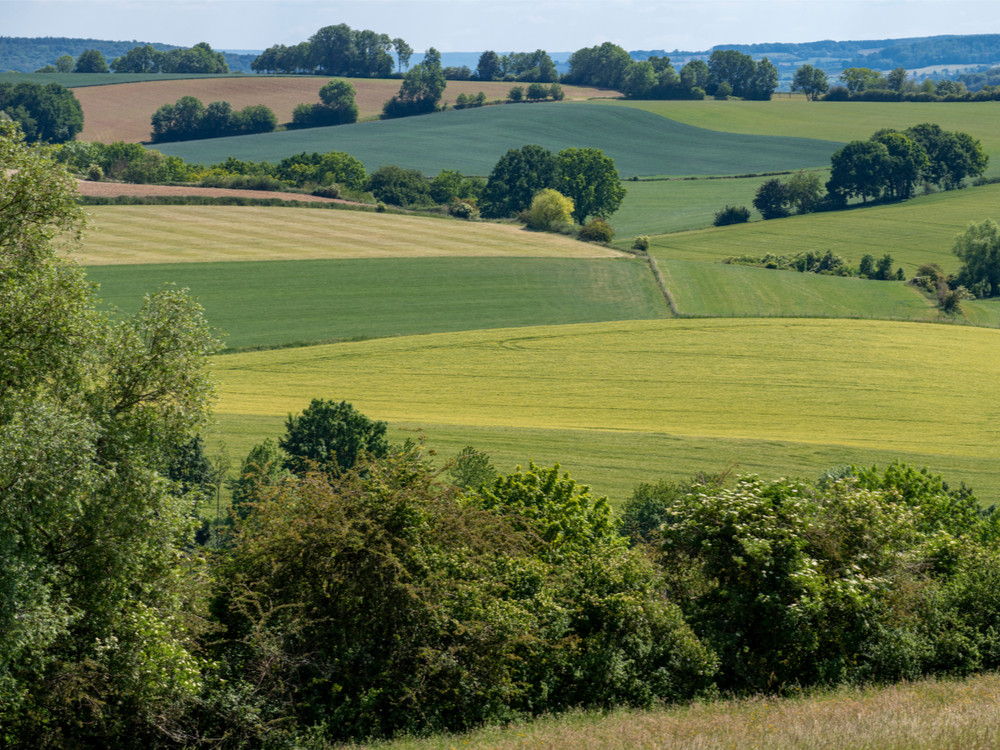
[2,0,997,53]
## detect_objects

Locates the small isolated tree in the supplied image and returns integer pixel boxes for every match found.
[508,85,524,102]
[714,205,750,226]
[293,78,359,127]
[279,398,390,475]
[525,188,574,231]
[752,178,791,219]
[526,82,549,100]
[74,48,108,73]
[791,64,829,100]
[785,171,824,213]
[953,218,1000,298]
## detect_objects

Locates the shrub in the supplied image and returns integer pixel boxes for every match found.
[578,218,615,242]
[508,85,524,102]
[713,205,750,226]
[86,163,103,182]
[311,184,341,199]
[632,235,650,252]
[525,188,574,231]
[449,200,479,220]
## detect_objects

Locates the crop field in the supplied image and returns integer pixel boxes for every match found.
[609,98,1000,175]
[660,260,939,320]
[77,204,617,265]
[87,256,666,349]
[149,102,841,176]
[209,318,1000,502]
[645,182,1000,273]
[73,77,614,143]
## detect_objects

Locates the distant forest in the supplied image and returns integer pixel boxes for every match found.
[2,33,999,82]
[0,36,258,73]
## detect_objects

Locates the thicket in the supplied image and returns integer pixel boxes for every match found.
[724,250,905,280]
[150,96,277,142]
[0,81,83,143]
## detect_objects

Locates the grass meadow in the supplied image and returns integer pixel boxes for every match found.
[643,182,1000,274]
[149,102,840,177]
[88,256,667,349]
[336,672,1000,750]
[208,318,1000,503]
[660,259,940,320]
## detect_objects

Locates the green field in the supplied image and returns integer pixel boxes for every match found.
[661,259,939,320]
[87,257,667,349]
[645,182,1000,273]
[149,101,841,176]
[609,98,1000,176]
[611,174,787,238]
[209,318,1000,503]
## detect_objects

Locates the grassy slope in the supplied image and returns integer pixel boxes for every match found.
[88,257,667,350]
[645,183,1000,274]
[72,77,614,143]
[661,260,939,320]
[608,98,1000,177]
[339,673,1000,750]
[148,102,841,176]
[210,318,1000,503]
[77,204,618,265]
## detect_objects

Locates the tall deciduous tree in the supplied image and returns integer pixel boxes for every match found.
[476,50,503,81]
[480,144,558,218]
[279,398,390,475]
[0,121,221,744]
[555,147,627,223]
[74,48,108,73]
[954,219,1000,298]
[792,64,829,100]
[382,47,446,117]
[392,37,413,73]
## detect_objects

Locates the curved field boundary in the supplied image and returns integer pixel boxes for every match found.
[151,102,842,177]
[75,179,352,205]
[87,256,667,350]
[78,204,621,265]
[72,77,616,143]
[606,99,1000,177]
[213,318,1000,460]
[647,182,1000,274]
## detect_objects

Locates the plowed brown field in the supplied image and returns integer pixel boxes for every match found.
[74,77,619,143]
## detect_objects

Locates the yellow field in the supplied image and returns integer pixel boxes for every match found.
[77,205,620,264]
[213,318,1000,462]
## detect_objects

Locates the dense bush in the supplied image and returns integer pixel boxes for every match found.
[151,96,277,142]
[578,217,615,242]
[0,81,83,143]
[713,204,751,226]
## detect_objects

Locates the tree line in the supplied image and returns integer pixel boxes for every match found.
[34,42,230,75]
[150,96,277,142]
[793,63,1000,102]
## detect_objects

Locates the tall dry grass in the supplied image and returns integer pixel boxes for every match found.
[338,673,1000,750]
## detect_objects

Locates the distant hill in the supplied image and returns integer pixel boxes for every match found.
[632,34,1000,87]
[0,36,258,73]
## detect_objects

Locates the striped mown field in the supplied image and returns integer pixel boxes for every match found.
[78,205,619,265]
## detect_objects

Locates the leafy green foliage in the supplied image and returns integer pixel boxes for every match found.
[279,398,389,476]
[481,144,558,219]
[953,218,1000,297]
[382,47,446,118]
[525,188,574,231]
[713,204,750,226]
[752,178,791,219]
[290,78,359,128]
[0,81,83,142]
[556,147,627,223]
[0,121,221,744]
[151,95,277,142]
[366,164,431,206]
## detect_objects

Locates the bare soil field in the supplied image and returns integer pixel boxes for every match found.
[74,77,619,143]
